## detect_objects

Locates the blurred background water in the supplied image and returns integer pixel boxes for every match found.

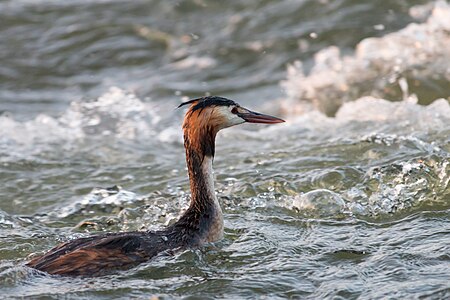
[0,0,449,299]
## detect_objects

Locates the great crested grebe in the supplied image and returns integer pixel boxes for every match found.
[27,96,284,276]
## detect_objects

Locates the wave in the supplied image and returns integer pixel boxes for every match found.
[282,156,449,218]
[231,97,450,218]
[0,87,165,160]
[280,0,450,116]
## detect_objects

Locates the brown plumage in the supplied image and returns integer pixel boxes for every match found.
[27,233,155,276]
[27,96,284,276]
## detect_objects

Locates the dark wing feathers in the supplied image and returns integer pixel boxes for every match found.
[27,232,149,276]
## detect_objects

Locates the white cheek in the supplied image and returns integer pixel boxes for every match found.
[216,106,245,128]
[225,113,245,126]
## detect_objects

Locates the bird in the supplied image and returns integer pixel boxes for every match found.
[26,96,285,276]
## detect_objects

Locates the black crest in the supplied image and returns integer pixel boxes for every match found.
[178,96,237,112]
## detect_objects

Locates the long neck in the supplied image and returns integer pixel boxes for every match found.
[186,150,216,210]
[184,130,220,213]
[174,128,223,243]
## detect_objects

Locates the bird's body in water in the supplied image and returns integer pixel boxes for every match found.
[27,96,284,276]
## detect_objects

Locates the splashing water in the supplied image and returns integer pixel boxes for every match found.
[0,1,449,299]
[281,1,450,115]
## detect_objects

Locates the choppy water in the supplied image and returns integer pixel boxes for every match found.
[1,0,449,299]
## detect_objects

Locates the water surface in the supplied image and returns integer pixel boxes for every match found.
[0,0,449,299]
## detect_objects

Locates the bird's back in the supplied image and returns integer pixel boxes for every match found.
[27,231,174,276]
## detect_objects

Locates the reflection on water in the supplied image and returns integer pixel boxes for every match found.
[0,0,449,299]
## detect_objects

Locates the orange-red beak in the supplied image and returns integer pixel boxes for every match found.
[238,109,285,124]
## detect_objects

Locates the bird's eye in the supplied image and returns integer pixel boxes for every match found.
[231,107,238,114]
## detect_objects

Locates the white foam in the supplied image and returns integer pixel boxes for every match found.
[281,155,448,218]
[291,189,346,217]
[270,97,450,218]
[0,87,161,159]
[336,97,450,127]
[53,186,140,219]
[281,1,450,116]
[59,87,160,139]
[273,96,450,148]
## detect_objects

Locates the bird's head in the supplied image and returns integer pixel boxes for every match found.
[179,96,284,131]
[178,96,284,157]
